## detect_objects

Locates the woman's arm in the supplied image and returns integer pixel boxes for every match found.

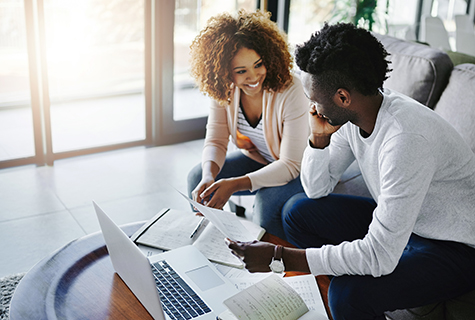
[201,100,231,171]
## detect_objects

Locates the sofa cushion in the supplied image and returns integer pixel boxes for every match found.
[385,303,445,320]
[333,161,372,198]
[385,289,475,320]
[373,33,453,109]
[444,50,475,66]
[434,63,475,153]
[445,289,475,320]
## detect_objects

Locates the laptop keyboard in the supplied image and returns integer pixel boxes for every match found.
[151,260,212,320]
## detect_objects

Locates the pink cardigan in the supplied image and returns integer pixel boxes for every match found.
[201,75,309,192]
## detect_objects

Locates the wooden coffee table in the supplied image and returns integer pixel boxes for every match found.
[10,221,332,319]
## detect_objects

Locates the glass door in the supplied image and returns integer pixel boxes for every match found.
[159,0,258,143]
[287,0,333,55]
[173,0,258,121]
[43,0,147,154]
[0,0,37,165]
[428,0,469,47]
[1,0,261,168]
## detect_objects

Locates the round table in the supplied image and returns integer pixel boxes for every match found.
[10,221,332,319]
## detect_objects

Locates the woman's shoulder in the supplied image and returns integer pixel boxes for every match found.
[269,73,302,95]
[271,74,307,103]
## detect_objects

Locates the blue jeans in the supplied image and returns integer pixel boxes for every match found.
[187,151,304,239]
[282,193,475,320]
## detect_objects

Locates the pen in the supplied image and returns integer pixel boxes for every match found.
[190,217,206,239]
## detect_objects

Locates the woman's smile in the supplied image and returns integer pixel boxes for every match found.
[231,47,267,97]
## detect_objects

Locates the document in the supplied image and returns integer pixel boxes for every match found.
[177,190,255,241]
[218,274,329,320]
[131,208,265,268]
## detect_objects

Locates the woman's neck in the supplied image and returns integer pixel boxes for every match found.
[240,91,263,127]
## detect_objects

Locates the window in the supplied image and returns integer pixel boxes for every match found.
[43,0,147,153]
[0,0,257,168]
[0,0,35,163]
[287,0,334,53]
[173,0,257,121]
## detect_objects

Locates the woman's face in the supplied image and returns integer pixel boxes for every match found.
[230,47,267,98]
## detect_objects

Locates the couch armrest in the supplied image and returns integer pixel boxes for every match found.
[373,33,453,109]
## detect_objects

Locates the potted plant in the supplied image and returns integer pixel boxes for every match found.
[330,0,388,32]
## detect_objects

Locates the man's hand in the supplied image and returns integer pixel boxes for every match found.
[227,239,310,273]
[227,239,275,273]
[308,105,341,149]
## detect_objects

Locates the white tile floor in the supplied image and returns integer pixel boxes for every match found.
[0,139,204,278]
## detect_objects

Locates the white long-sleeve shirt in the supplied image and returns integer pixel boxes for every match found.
[302,89,475,277]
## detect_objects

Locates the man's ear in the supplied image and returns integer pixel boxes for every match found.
[333,88,351,107]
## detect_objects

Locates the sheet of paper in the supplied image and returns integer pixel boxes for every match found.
[135,209,198,250]
[193,223,244,268]
[224,274,328,319]
[223,274,309,320]
[214,263,267,279]
[177,190,254,241]
[133,201,265,268]
[137,244,165,257]
[283,275,328,318]
[230,274,275,291]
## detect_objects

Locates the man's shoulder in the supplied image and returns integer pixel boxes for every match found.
[381,89,440,126]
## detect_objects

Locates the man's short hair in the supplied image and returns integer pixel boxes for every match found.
[295,23,391,99]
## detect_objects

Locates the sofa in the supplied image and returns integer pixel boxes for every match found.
[332,32,475,320]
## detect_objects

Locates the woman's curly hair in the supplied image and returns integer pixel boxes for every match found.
[190,10,292,104]
[295,22,391,99]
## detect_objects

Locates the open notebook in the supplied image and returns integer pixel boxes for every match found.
[131,208,265,268]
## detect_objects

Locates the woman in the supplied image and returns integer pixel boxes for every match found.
[187,10,308,239]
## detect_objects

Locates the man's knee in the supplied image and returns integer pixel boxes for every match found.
[329,276,362,315]
[281,193,316,244]
[282,193,309,220]
[329,276,387,320]
[282,192,317,232]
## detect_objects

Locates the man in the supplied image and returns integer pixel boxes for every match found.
[227,23,475,319]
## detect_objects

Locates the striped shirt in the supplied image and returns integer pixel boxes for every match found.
[237,106,275,163]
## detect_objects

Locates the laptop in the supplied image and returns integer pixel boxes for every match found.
[93,201,239,320]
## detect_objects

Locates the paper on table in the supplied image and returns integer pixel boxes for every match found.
[177,190,254,241]
[283,275,328,319]
[213,262,270,280]
[134,209,198,250]
[223,274,309,320]
[219,275,328,320]
[227,274,327,318]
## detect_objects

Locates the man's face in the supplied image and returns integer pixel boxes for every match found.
[301,72,354,127]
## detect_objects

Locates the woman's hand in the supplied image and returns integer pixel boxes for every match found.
[192,161,220,209]
[236,130,257,152]
[191,177,215,207]
[199,176,251,210]
[227,239,275,272]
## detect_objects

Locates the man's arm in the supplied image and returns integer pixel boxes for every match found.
[309,133,332,149]
[227,240,310,273]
